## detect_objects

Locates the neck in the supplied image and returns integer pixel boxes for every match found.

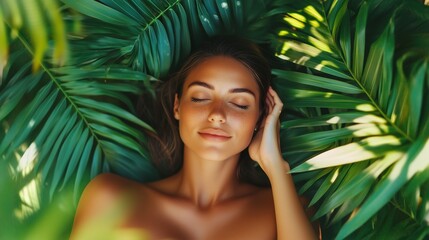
[174,148,242,209]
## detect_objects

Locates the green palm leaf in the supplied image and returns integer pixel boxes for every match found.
[63,0,278,78]
[0,0,68,72]
[2,0,428,239]
[62,0,189,78]
[272,0,429,238]
[0,41,160,203]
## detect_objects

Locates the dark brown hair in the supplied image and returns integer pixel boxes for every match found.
[147,36,271,186]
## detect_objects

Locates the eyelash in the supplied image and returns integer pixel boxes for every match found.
[191,97,249,110]
[191,97,207,102]
[233,103,249,110]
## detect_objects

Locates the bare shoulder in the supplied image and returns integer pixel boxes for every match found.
[73,174,126,215]
[70,174,155,239]
[78,173,134,203]
[85,173,128,189]
[71,174,143,234]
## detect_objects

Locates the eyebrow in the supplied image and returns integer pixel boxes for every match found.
[187,81,256,97]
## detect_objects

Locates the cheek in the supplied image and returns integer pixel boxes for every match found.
[182,104,203,118]
[230,112,259,141]
[177,104,203,132]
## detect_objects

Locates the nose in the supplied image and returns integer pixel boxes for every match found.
[208,101,226,123]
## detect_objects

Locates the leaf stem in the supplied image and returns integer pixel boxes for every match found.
[15,28,101,150]
[142,0,182,32]
[319,1,412,143]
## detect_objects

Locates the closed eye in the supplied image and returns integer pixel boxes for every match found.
[232,103,249,110]
[191,97,208,102]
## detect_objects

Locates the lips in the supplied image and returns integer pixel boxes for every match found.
[198,128,231,141]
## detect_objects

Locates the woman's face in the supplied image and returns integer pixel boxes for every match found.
[174,56,261,162]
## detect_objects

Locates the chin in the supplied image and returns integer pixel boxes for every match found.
[197,146,244,162]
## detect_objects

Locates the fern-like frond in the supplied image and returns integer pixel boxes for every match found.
[271,0,429,238]
[62,0,278,78]
[0,40,159,205]
[0,0,68,72]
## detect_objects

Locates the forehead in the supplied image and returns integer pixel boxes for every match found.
[183,56,260,94]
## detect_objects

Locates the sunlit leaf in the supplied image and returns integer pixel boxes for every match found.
[337,129,429,239]
[315,152,401,219]
[0,8,8,76]
[282,112,386,129]
[291,135,405,172]
[273,69,362,94]
[21,0,47,71]
[360,18,394,100]
[329,0,349,40]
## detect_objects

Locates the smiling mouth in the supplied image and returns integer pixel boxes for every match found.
[198,129,231,141]
[198,132,232,141]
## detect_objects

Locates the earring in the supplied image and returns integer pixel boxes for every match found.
[254,127,258,132]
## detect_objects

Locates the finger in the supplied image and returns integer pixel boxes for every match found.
[269,88,283,116]
[265,95,273,107]
[268,92,275,106]
[265,95,273,114]
[270,87,283,104]
[265,98,272,115]
[267,92,275,108]
[270,88,281,107]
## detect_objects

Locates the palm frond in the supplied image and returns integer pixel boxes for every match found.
[0,0,68,72]
[2,0,428,238]
[62,0,277,78]
[0,39,160,205]
[272,0,429,238]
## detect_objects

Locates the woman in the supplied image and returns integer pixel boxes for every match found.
[71,36,316,240]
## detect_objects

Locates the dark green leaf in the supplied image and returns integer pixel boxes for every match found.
[352,1,368,79]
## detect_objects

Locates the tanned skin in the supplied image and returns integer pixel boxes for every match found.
[70,57,316,240]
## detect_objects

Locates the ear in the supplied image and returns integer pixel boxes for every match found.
[173,94,180,120]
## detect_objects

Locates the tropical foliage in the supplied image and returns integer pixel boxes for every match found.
[1,0,428,239]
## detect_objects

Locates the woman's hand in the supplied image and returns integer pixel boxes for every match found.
[248,87,288,174]
[249,87,317,240]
